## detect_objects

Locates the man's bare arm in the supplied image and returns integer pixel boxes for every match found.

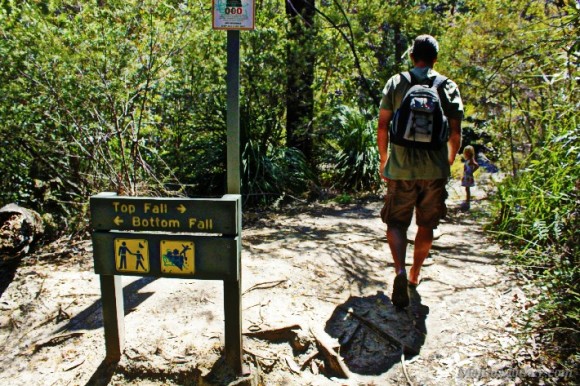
[377,108,393,180]
[447,117,462,165]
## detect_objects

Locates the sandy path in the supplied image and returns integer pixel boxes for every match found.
[0,178,523,385]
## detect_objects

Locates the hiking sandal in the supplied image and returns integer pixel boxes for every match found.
[392,273,410,308]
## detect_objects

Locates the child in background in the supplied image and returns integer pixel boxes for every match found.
[461,145,479,210]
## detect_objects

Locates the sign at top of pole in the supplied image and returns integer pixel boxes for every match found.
[212,0,255,31]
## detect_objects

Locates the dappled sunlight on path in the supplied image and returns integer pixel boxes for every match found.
[0,178,522,385]
[239,179,520,384]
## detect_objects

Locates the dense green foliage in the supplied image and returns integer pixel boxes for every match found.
[0,0,578,374]
[331,106,380,191]
[0,0,468,213]
[469,0,579,373]
[490,113,579,369]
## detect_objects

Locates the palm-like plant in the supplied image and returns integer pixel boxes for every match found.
[331,106,380,192]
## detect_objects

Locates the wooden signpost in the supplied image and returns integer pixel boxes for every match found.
[90,194,242,369]
[91,1,254,375]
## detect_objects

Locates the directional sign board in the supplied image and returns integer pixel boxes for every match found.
[90,193,241,280]
[90,193,243,366]
[90,194,239,235]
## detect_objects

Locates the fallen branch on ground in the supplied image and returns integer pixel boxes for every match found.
[242,279,287,295]
[300,349,320,371]
[31,331,86,354]
[243,348,279,362]
[243,324,301,342]
[311,328,350,379]
[401,353,415,386]
[284,355,301,374]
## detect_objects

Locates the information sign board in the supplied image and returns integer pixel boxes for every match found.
[90,193,243,366]
[92,231,238,280]
[212,0,255,30]
[90,194,239,235]
[90,193,241,281]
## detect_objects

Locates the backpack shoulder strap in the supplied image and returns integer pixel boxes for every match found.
[431,75,448,90]
[400,71,414,85]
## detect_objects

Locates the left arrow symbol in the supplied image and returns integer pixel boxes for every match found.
[177,204,186,214]
[114,216,124,226]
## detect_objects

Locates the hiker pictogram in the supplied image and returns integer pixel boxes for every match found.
[114,239,150,273]
[135,249,146,271]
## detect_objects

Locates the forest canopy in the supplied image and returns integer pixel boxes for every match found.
[0,0,577,209]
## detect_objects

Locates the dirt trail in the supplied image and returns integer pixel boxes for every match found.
[0,177,525,385]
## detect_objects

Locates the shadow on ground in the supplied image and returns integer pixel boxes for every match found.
[59,277,157,333]
[85,355,246,386]
[324,289,428,375]
[0,259,19,298]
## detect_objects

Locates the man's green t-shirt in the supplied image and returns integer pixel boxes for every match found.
[380,67,464,180]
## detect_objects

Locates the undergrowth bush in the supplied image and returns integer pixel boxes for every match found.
[330,106,380,192]
[488,113,579,371]
[242,140,314,206]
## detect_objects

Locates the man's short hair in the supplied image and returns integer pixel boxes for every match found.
[412,35,439,63]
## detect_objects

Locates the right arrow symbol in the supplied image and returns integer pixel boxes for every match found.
[177,204,186,214]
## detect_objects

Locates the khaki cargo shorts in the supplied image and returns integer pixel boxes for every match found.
[380,178,448,230]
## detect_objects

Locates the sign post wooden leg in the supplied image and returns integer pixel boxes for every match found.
[100,275,125,362]
[224,279,242,373]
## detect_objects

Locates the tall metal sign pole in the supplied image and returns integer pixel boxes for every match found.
[224,28,242,374]
[213,0,255,374]
[227,30,240,195]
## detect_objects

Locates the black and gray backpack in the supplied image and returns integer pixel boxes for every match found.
[390,71,449,150]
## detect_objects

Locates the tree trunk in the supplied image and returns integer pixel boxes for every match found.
[285,0,316,161]
[394,25,404,68]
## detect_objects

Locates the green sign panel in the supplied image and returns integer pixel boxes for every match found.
[90,193,241,280]
[90,193,239,235]
[92,231,238,280]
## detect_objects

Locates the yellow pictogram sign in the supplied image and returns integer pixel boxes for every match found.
[114,239,150,273]
[160,240,195,275]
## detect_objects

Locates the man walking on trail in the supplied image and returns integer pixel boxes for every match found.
[377,35,463,308]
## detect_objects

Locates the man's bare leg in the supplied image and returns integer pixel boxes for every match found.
[387,227,407,275]
[387,226,409,308]
[409,226,433,285]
